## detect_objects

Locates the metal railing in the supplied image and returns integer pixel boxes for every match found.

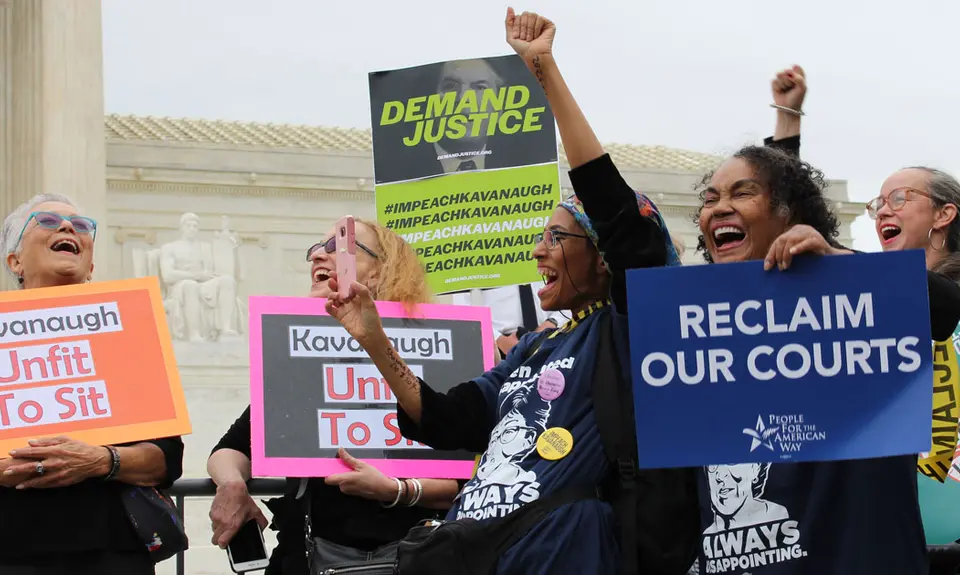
[166,478,960,575]
[167,478,287,575]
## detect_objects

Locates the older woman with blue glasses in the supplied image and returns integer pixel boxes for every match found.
[0,193,184,575]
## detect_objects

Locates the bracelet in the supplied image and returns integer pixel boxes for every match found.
[103,446,120,481]
[770,103,804,117]
[407,479,423,507]
[381,478,404,508]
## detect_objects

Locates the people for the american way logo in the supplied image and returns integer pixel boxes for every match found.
[743,415,779,452]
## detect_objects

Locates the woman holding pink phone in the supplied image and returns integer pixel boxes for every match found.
[207,217,462,575]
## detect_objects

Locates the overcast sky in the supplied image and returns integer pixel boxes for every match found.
[102,0,960,251]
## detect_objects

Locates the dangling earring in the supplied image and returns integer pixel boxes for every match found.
[928,227,947,251]
[17,275,24,285]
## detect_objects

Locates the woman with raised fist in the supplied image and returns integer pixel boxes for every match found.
[324,8,697,575]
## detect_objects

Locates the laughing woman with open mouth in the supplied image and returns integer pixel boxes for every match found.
[321,9,702,574]
[0,194,184,575]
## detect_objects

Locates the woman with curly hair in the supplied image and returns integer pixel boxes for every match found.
[207,218,460,575]
[688,94,960,573]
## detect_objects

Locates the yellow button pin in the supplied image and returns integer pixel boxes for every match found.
[537,427,574,461]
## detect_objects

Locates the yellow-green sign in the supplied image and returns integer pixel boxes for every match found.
[368,55,561,294]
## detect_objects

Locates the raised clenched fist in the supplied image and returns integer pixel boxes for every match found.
[504,7,556,68]
[772,65,807,112]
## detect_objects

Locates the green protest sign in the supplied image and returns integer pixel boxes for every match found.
[368,55,561,294]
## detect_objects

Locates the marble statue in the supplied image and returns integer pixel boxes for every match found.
[157,213,244,342]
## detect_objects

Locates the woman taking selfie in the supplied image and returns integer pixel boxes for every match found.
[207,218,461,575]
[0,194,184,575]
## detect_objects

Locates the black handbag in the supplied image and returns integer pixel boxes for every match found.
[297,478,401,575]
[120,486,189,564]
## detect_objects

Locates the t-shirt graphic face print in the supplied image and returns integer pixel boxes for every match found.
[701,463,803,572]
[461,357,569,519]
[696,455,928,575]
[450,303,613,523]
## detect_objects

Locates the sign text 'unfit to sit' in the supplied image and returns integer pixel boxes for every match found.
[289,325,453,450]
[0,303,122,430]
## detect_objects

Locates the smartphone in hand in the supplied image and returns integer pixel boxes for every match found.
[226,519,269,573]
[335,215,358,299]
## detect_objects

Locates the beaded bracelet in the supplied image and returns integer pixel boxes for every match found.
[103,446,121,481]
[381,477,405,508]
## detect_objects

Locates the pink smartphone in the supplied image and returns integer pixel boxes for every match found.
[335,215,357,298]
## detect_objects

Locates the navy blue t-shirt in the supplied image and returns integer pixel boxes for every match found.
[405,303,627,575]
[696,455,927,574]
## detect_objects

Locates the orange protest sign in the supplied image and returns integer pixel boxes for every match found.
[0,277,190,454]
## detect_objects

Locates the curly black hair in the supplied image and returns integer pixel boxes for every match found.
[692,145,841,263]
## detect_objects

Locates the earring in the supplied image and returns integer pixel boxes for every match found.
[17,276,23,285]
[928,227,947,251]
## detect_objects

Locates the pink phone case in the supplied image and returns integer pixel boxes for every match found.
[335,216,357,298]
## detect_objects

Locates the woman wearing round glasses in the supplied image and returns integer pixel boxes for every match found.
[0,194,185,575]
[207,218,461,575]
[868,169,960,281]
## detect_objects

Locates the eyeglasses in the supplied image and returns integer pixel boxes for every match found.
[305,237,379,261]
[534,229,589,250]
[865,187,934,220]
[16,211,97,248]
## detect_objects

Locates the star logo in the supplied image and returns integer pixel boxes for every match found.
[743,415,779,452]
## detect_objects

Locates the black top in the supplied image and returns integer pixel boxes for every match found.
[0,436,184,559]
[212,407,447,575]
[392,154,665,574]
[396,153,668,452]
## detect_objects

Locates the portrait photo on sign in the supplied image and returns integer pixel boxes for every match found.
[249,296,493,479]
[368,55,558,185]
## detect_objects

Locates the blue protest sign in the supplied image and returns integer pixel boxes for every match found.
[626,250,933,469]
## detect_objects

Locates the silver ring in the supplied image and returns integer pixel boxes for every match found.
[35,462,44,476]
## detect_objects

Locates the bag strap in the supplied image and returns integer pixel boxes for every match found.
[472,484,598,561]
[591,312,639,575]
[297,477,314,563]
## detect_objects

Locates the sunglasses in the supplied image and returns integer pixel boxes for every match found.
[305,236,379,261]
[16,211,98,249]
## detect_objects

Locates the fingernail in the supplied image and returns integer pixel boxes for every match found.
[789,247,797,254]
[15,484,24,490]
[3,470,12,476]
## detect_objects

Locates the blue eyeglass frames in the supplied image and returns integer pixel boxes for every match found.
[15,211,98,248]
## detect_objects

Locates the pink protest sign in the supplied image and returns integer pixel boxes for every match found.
[249,296,494,479]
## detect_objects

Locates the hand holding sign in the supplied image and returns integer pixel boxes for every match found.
[763,225,851,271]
[6,435,110,489]
[324,448,398,502]
[505,7,556,69]
[325,276,384,348]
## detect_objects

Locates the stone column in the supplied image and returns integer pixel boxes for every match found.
[0,0,108,290]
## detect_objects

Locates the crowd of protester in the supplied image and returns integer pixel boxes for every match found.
[2,7,960,575]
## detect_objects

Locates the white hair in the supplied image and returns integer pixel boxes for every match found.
[1,193,80,281]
